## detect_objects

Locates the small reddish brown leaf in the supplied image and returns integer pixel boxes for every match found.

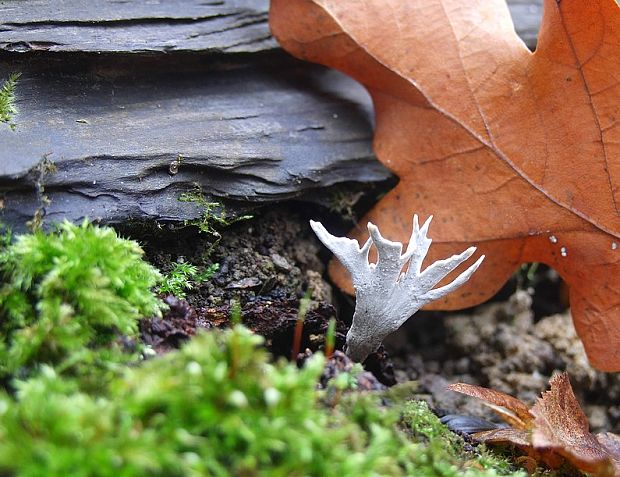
[473,428,532,448]
[450,373,620,476]
[474,429,566,471]
[531,373,618,476]
[448,382,533,429]
[270,0,620,371]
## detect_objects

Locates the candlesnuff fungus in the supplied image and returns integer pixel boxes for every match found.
[310,215,484,362]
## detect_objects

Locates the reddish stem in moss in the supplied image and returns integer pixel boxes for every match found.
[325,318,336,359]
[291,316,304,361]
[291,294,311,360]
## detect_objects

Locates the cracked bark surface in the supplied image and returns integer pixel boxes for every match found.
[0,0,542,230]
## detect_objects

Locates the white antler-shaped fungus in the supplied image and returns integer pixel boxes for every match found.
[310,215,484,362]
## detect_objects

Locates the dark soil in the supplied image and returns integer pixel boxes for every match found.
[135,204,619,434]
[140,206,331,309]
[388,293,620,434]
[141,294,344,357]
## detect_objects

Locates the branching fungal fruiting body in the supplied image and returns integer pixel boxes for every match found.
[310,215,484,362]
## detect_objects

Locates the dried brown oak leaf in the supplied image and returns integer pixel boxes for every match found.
[270,0,620,370]
[449,374,620,476]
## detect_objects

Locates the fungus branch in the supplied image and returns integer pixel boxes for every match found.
[310,215,484,362]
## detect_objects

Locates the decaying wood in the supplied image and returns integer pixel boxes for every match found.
[0,56,384,228]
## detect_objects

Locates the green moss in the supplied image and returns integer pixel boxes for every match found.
[0,222,530,476]
[0,72,20,129]
[0,328,395,476]
[401,401,526,477]
[328,189,364,222]
[0,222,11,250]
[159,261,219,298]
[179,186,252,242]
[0,324,527,477]
[0,220,163,385]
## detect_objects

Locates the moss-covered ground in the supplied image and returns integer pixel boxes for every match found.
[0,221,552,476]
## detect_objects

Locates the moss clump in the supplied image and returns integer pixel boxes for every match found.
[0,328,400,476]
[0,325,526,477]
[0,72,20,129]
[159,260,219,298]
[118,327,419,476]
[0,220,162,384]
